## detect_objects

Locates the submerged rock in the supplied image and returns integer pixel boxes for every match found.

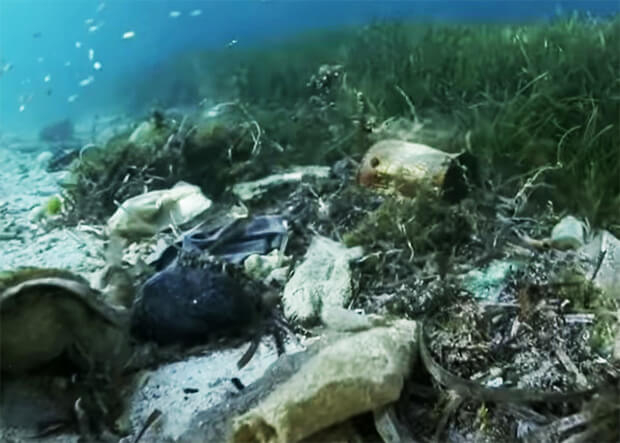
[131,260,261,346]
[579,230,620,296]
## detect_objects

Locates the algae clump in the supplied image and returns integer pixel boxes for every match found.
[45,195,62,216]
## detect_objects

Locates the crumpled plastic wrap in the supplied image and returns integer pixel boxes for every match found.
[107,181,212,238]
[231,319,418,443]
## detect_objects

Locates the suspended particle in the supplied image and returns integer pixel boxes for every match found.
[79,76,94,87]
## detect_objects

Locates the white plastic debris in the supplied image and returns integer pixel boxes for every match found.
[107,182,212,238]
[550,215,587,250]
[232,166,331,202]
[282,236,363,326]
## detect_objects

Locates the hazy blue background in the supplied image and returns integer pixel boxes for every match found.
[1,0,618,135]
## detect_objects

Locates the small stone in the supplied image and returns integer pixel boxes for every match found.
[243,250,290,282]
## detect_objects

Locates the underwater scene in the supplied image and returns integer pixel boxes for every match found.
[1,1,620,442]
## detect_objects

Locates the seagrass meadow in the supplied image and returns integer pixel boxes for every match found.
[120,13,620,235]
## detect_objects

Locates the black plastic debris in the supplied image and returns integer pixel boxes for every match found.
[153,215,288,270]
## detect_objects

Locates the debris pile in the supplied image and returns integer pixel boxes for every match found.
[1,15,619,443]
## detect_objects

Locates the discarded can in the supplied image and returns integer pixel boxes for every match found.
[358,139,477,201]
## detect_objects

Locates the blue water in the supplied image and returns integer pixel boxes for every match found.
[1,0,618,135]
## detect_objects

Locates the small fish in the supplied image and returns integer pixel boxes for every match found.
[67,94,78,102]
[44,74,51,83]
[33,31,42,38]
[190,9,202,17]
[75,41,82,48]
[0,62,13,76]
[169,10,181,18]
[88,49,94,61]
[226,39,238,48]
[122,31,135,40]
[88,24,100,33]
[85,18,95,25]
[93,61,102,70]
[79,76,94,87]
[19,104,25,112]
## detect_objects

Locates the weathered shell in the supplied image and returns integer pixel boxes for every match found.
[0,268,130,375]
